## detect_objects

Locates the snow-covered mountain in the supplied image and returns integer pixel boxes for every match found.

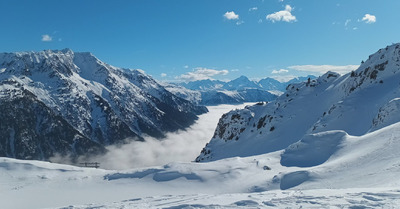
[160,82,202,104]
[172,75,316,105]
[197,43,400,162]
[165,80,277,105]
[198,89,275,105]
[222,75,262,91]
[179,79,225,91]
[180,75,316,92]
[258,77,286,91]
[0,49,207,160]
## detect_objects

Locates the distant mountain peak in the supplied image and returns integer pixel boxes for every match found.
[236,75,250,80]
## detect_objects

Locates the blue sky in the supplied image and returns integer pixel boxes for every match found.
[1,0,399,82]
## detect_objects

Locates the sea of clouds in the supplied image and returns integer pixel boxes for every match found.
[51,103,252,170]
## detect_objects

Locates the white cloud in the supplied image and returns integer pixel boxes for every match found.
[183,65,189,69]
[177,67,229,81]
[288,65,359,75]
[41,34,52,42]
[272,69,289,74]
[249,7,258,12]
[266,5,297,23]
[362,14,376,24]
[271,75,298,82]
[160,73,167,77]
[231,69,239,72]
[236,20,244,25]
[345,19,351,26]
[224,11,239,20]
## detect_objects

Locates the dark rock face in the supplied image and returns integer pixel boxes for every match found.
[0,88,104,160]
[0,49,207,160]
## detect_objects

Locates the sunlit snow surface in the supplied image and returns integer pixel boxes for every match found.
[61,189,400,208]
[2,121,400,208]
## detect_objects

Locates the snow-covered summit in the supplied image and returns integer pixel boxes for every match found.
[197,43,400,162]
[0,49,207,160]
[222,75,261,91]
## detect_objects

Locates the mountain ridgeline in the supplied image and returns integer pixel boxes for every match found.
[197,43,400,162]
[0,49,207,160]
[179,75,315,92]
[164,75,316,105]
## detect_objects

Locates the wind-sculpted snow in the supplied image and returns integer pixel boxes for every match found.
[60,189,400,209]
[105,167,203,182]
[4,121,400,208]
[281,131,347,167]
[0,49,207,160]
[197,43,400,162]
[279,170,312,190]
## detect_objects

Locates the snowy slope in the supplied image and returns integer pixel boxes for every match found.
[58,189,400,208]
[285,75,317,85]
[0,49,207,160]
[3,122,400,208]
[197,43,400,162]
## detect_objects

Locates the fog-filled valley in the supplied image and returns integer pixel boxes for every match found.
[50,103,252,170]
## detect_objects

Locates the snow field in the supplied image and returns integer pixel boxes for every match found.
[2,121,400,208]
